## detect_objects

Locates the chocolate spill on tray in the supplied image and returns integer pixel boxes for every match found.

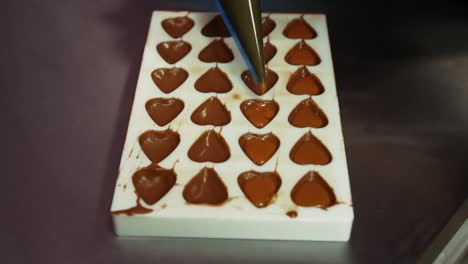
[291,171,336,208]
[287,66,324,95]
[262,16,276,37]
[161,16,194,38]
[191,96,231,126]
[139,130,180,163]
[188,130,231,163]
[198,39,234,63]
[286,210,298,218]
[201,15,231,37]
[241,68,278,95]
[264,40,277,64]
[151,67,188,94]
[132,164,177,205]
[240,99,279,128]
[239,133,280,166]
[238,170,281,208]
[112,197,153,216]
[283,16,317,39]
[288,98,328,128]
[289,131,332,165]
[183,167,228,205]
[146,98,184,126]
[157,40,192,64]
[194,66,233,93]
[285,40,321,66]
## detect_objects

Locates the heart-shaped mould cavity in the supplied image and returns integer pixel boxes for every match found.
[201,15,231,38]
[238,170,282,208]
[183,167,228,205]
[283,16,317,39]
[151,67,188,94]
[145,98,184,126]
[287,66,324,95]
[139,130,180,163]
[239,133,280,166]
[240,99,279,128]
[191,96,231,126]
[198,39,234,63]
[241,68,278,95]
[132,164,177,205]
[289,131,332,165]
[262,16,276,37]
[194,66,233,93]
[188,130,230,163]
[157,40,192,64]
[161,16,194,38]
[264,40,277,64]
[291,171,336,208]
[285,40,321,66]
[289,98,328,128]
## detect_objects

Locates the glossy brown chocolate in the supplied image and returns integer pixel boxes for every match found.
[132,164,177,205]
[285,40,321,66]
[161,16,194,38]
[183,167,228,205]
[111,198,153,216]
[188,130,230,163]
[238,171,281,208]
[198,39,234,63]
[151,67,188,94]
[286,211,298,218]
[240,99,279,128]
[289,131,332,165]
[194,66,232,93]
[264,40,277,64]
[139,130,180,163]
[191,97,231,126]
[145,98,184,126]
[283,16,317,39]
[291,171,336,208]
[239,133,280,166]
[156,40,191,64]
[201,15,231,37]
[289,98,328,128]
[262,16,276,37]
[287,66,324,95]
[241,68,278,95]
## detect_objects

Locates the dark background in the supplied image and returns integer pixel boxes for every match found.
[2,0,468,263]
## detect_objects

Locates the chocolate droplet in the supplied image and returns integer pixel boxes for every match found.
[285,40,321,66]
[151,67,188,94]
[183,167,228,205]
[191,97,231,126]
[145,98,184,126]
[287,66,324,95]
[262,16,276,37]
[264,41,277,64]
[238,171,281,208]
[239,133,280,166]
[283,16,317,39]
[201,15,231,38]
[188,130,230,163]
[198,39,234,63]
[157,40,192,64]
[139,130,180,163]
[291,171,336,208]
[289,131,332,165]
[241,68,278,95]
[240,99,279,128]
[132,164,177,205]
[112,198,153,216]
[195,66,233,93]
[288,98,328,128]
[286,211,298,218]
[161,16,194,38]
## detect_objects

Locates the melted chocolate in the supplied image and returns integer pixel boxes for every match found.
[239,133,280,166]
[132,164,177,205]
[201,15,231,37]
[289,131,332,165]
[240,99,279,128]
[286,210,298,218]
[188,130,230,163]
[112,198,153,216]
[198,39,234,63]
[145,98,184,126]
[238,171,281,208]
[194,66,232,93]
[157,40,192,64]
[241,68,278,95]
[139,130,180,163]
[285,40,321,66]
[264,40,277,64]
[183,167,228,204]
[291,171,336,208]
[262,16,276,37]
[287,66,324,95]
[151,67,188,94]
[191,97,231,126]
[283,16,317,39]
[161,16,194,38]
[289,98,328,128]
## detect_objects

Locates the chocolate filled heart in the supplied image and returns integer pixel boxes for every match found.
[157,40,192,64]
[139,130,180,163]
[183,167,228,205]
[291,171,336,208]
[151,67,188,94]
[289,98,328,128]
[145,98,184,126]
[264,41,277,64]
[289,131,332,165]
[194,66,232,93]
[238,170,282,208]
[198,39,234,63]
[283,16,317,39]
[201,15,231,37]
[131,164,176,205]
[287,66,324,95]
[241,68,278,95]
[285,40,321,66]
[188,130,230,163]
[262,16,276,37]
[191,97,231,126]
[161,16,194,38]
[239,133,280,166]
[240,99,279,128]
